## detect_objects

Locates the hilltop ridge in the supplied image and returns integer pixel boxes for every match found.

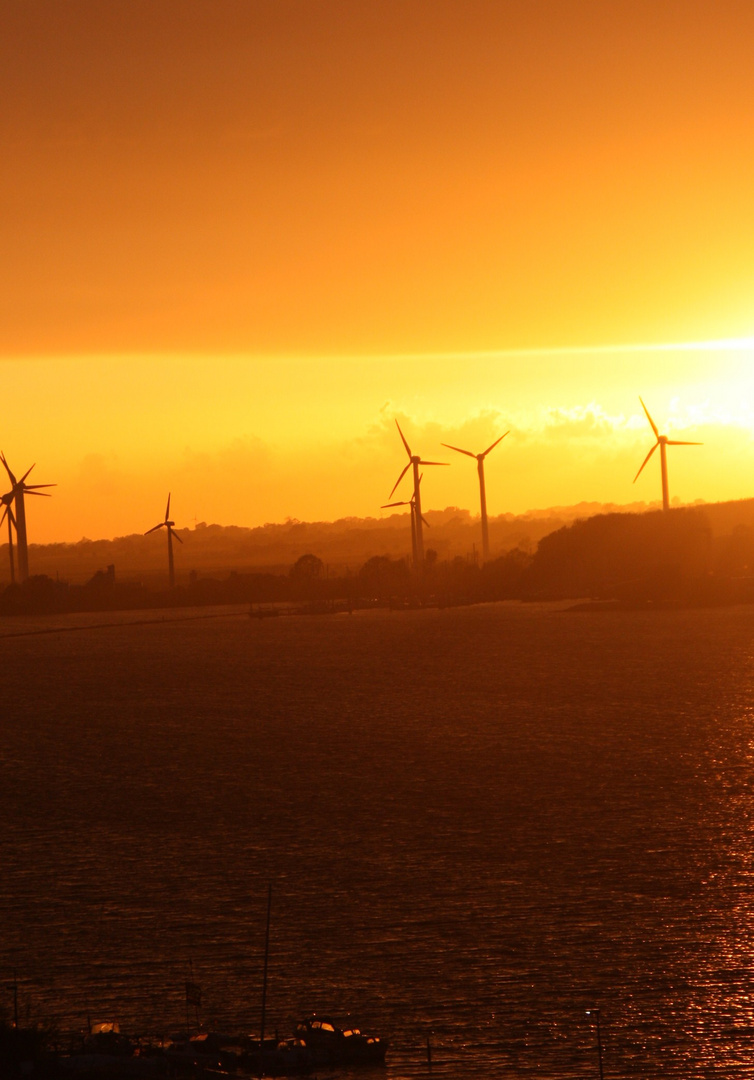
[12,498,668,585]
[4,494,754,592]
[3,496,754,614]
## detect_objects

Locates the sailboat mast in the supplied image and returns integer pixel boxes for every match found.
[259,883,272,1070]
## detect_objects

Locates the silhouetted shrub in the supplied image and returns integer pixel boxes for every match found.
[289,553,324,580]
[0,576,69,615]
[289,553,326,600]
[523,508,712,600]
[358,555,411,600]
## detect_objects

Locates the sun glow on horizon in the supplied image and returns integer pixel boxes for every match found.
[386,335,754,360]
[5,1,754,544]
[1,338,753,545]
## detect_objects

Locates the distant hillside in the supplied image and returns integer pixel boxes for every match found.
[8,495,754,590]
[524,499,754,603]
[10,501,645,586]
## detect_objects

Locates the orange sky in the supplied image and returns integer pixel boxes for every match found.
[3,2,754,543]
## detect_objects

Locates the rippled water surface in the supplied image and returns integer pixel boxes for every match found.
[2,601,754,1077]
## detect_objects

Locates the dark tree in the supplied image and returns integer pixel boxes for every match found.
[290,553,324,581]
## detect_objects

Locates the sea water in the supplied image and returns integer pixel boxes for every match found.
[1,601,754,1078]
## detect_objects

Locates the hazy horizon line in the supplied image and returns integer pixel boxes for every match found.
[22,494,729,549]
[4,334,754,365]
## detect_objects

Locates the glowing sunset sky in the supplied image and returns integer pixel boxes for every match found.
[3,2,754,543]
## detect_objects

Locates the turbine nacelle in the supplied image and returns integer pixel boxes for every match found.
[0,453,55,582]
[441,430,509,563]
[389,422,446,575]
[441,431,509,463]
[145,493,183,542]
[381,495,430,528]
[0,454,56,497]
[633,397,702,510]
[145,493,183,588]
[389,421,448,498]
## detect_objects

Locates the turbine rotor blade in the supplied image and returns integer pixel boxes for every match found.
[165,493,171,522]
[381,501,410,508]
[481,431,510,457]
[145,523,166,535]
[25,491,52,498]
[395,420,412,458]
[24,484,56,491]
[639,396,660,439]
[417,460,449,466]
[172,530,184,544]
[665,440,703,446]
[442,443,476,459]
[0,454,17,486]
[633,442,658,483]
[421,515,430,527]
[389,462,411,498]
[19,464,36,485]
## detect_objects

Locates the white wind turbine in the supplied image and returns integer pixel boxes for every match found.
[441,432,509,563]
[389,422,447,575]
[0,489,16,583]
[382,475,429,571]
[634,397,702,512]
[0,454,56,583]
[145,493,183,587]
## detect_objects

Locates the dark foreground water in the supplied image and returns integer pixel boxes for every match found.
[1,601,754,1078]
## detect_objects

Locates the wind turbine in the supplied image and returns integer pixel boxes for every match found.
[0,454,56,583]
[1,490,16,583]
[441,432,509,563]
[145,493,183,588]
[382,476,430,571]
[633,397,702,512]
[389,422,447,574]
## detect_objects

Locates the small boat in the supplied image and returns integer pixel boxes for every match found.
[81,1021,135,1057]
[64,1023,167,1076]
[240,1037,312,1076]
[294,1015,388,1066]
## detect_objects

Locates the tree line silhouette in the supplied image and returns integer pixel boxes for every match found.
[4,499,754,615]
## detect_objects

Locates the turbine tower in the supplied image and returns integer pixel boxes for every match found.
[389,422,447,574]
[382,476,429,571]
[634,397,702,512]
[0,490,16,583]
[145,493,183,588]
[441,432,509,563]
[0,454,56,583]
